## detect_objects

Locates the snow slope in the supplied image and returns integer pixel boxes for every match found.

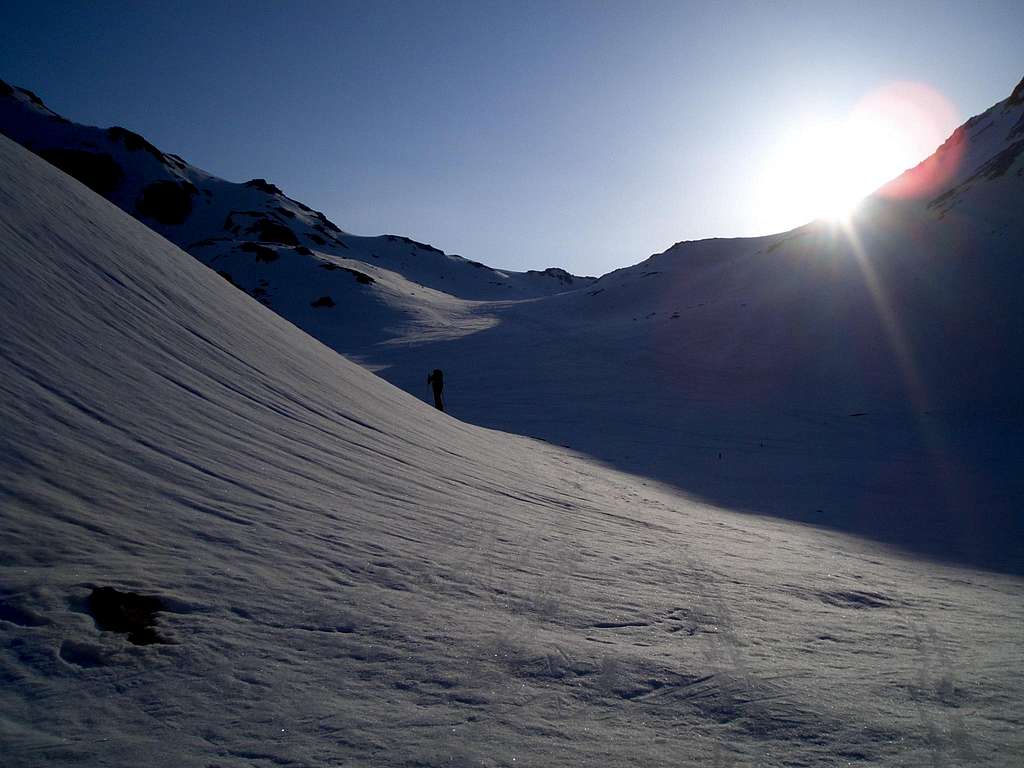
[354,78,1024,573]
[0,79,594,352]
[3,132,1023,767]
[3,75,1020,575]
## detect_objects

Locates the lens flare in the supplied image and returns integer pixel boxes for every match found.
[756,80,962,231]
[868,81,964,200]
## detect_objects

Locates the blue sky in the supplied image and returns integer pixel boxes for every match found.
[2,0,1021,275]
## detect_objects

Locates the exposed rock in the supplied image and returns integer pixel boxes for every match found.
[244,178,283,195]
[1008,76,1024,108]
[294,245,313,256]
[977,138,1024,179]
[87,586,167,645]
[318,263,374,284]
[248,218,299,246]
[343,267,374,285]
[240,241,278,263]
[385,234,443,254]
[527,267,577,284]
[314,211,341,233]
[136,180,196,225]
[106,126,165,161]
[928,137,1024,210]
[1008,112,1024,141]
[7,84,46,107]
[311,295,336,308]
[38,149,123,196]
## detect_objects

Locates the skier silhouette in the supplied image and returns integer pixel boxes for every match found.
[427,368,445,412]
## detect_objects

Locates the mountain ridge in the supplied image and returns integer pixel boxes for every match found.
[0,79,595,303]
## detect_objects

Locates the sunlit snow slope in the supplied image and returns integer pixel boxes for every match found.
[3,135,1023,766]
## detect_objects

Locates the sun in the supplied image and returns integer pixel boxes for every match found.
[755,82,959,231]
[763,114,915,226]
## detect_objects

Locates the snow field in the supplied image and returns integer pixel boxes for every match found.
[2,135,1024,766]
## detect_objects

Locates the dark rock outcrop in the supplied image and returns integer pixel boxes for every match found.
[244,178,283,195]
[107,126,165,161]
[38,149,123,196]
[240,241,279,263]
[87,586,167,645]
[1008,76,1024,108]
[136,180,197,225]
[385,234,443,254]
[319,263,375,284]
[527,267,578,285]
[344,267,374,285]
[248,218,299,246]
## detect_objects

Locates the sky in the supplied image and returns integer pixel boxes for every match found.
[1,0,1021,276]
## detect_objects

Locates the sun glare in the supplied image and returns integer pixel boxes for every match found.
[756,82,959,230]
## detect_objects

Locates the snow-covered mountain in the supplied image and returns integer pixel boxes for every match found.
[0,79,594,350]
[3,75,1021,573]
[350,77,1024,572]
[880,75,1024,219]
[3,127,1023,768]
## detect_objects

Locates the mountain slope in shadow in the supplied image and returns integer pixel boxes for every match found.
[361,77,1024,573]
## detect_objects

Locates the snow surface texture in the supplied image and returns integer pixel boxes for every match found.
[2,77,1021,576]
[2,126,1024,767]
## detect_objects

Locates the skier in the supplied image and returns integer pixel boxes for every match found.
[427,368,445,412]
